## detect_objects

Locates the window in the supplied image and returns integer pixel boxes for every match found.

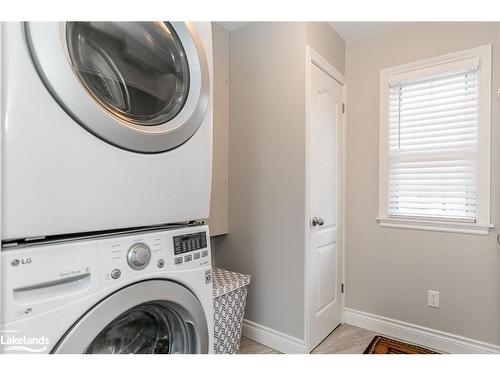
[378,45,492,235]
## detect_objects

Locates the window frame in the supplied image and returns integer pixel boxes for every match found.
[377,45,493,235]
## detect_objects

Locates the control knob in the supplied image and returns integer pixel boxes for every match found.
[127,243,151,270]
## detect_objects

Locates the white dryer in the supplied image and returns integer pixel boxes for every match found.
[1,22,213,241]
[1,225,214,354]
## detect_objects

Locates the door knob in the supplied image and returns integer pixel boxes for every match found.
[312,217,324,226]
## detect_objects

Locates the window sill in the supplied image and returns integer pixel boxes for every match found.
[376,217,494,236]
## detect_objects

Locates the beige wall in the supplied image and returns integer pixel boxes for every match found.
[345,22,500,345]
[215,22,345,340]
[215,22,307,339]
[306,22,345,75]
[209,24,229,236]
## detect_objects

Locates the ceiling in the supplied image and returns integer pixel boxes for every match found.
[216,22,412,44]
[216,22,250,31]
[328,22,412,44]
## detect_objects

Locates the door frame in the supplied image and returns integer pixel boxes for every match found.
[0,23,3,354]
[304,45,346,352]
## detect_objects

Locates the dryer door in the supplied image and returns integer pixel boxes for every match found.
[52,280,209,354]
[25,22,209,153]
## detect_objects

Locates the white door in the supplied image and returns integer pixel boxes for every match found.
[307,61,343,350]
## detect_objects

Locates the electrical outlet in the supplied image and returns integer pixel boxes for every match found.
[428,290,439,308]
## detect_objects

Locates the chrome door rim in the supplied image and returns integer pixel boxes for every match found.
[25,22,210,153]
[52,279,209,353]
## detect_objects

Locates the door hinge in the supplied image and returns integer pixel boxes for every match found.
[341,283,345,294]
[342,103,345,114]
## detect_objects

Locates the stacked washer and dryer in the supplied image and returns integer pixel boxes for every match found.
[1,22,214,353]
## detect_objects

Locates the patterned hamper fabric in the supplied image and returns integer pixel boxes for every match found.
[212,267,251,354]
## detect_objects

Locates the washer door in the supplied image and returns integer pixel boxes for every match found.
[53,280,209,354]
[25,22,209,153]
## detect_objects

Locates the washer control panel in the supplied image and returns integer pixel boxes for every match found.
[1,225,211,324]
[173,232,207,255]
[127,243,151,270]
[173,232,208,266]
[97,225,211,287]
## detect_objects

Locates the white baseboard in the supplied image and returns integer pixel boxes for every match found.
[344,308,500,354]
[242,319,307,354]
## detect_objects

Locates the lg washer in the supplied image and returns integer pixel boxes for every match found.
[1,225,214,354]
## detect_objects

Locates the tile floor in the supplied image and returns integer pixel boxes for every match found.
[240,323,378,354]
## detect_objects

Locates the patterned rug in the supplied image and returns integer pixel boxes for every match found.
[364,336,439,354]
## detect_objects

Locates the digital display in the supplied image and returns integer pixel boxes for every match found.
[173,232,207,255]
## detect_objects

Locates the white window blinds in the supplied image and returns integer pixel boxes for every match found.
[388,66,479,222]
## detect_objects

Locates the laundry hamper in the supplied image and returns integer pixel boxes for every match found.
[212,267,251,354]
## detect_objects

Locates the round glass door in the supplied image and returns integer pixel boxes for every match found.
[25,22,210,153]
[85,302,194,354]
[52,280,209,353]
[66,22,190,126]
